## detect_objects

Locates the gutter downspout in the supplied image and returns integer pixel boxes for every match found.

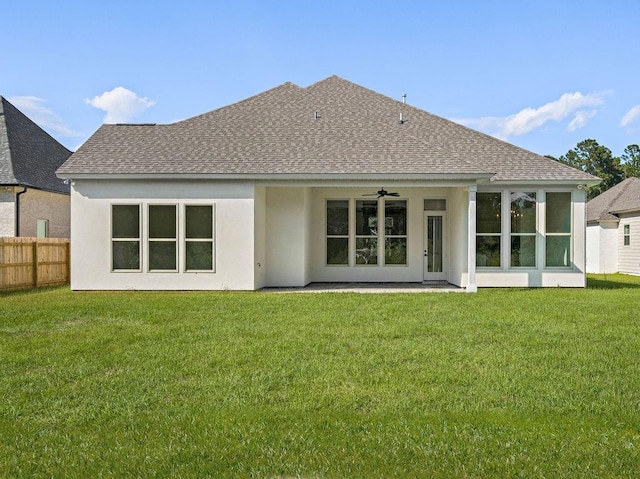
[15,186,27,237]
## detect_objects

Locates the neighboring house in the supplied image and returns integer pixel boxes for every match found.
[57,76,598,291]
[0,96,71,238]
[586,177,640,274]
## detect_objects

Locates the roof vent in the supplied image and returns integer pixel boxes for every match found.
[399,112,406,124]
[314,111,320,120]
[402,93,407,104]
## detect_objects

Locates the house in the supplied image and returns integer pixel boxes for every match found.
[56,76,598,291]
[586,177,640,274]
[0,96,71,238]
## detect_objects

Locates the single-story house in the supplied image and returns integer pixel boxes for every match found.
[1,96,71,238]
[586,177,640,274]
[57,76,598,291]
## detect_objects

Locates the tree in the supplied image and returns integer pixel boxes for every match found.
[557,139,624,199]
[622,144,640,178]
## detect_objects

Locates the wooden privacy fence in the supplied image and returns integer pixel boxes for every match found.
[0,237,70,290]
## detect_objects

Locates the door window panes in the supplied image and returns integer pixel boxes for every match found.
[545,193,572,267]
[510,192,536,268]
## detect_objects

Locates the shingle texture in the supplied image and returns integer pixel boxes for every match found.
[587,177,640,222]
[0,96,71,193]
[58,76,595,181]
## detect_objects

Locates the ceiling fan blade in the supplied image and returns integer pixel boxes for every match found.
[389,192,401,197]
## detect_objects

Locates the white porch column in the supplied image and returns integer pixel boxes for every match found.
[467,185,478,293]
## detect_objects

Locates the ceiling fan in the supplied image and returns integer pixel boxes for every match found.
[363,188,400,198]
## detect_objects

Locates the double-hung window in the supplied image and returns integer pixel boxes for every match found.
[355,200,378,265]
[148,205,177,271]
[185,205,214,271]
[326,200,350,265]
[510,192,537,267]
[384,200,407,265]
[476,192,501,267]
[624,224,631,246]
[545,193,572,267]
[112,205,141,271]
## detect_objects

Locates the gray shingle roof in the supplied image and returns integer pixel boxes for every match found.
[0,96,71,194]
[58,76,596,182]
[587,177,640,222]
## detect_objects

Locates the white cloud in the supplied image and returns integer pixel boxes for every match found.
[85,87,155,123]
[621,104,640,127]
[567,109,597,132]
[7,95,79,137]
[455,91,607,140]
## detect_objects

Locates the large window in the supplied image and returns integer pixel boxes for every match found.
[148,205,177,271]
[326,198,407,266]
[545,193,572,267]
[476,192,501,267]
[384,200,407,265]
[510,192,537,267]
[326,200,350,265]
[185,205,214,271]
[112,204,140,270]
[355,200,378,265]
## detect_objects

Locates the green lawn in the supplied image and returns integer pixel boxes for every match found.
[1,275,639,478]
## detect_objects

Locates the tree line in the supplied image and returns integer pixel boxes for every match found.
[547,140,640,200]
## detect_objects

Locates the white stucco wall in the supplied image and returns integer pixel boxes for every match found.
[265,187,310,287]
[70,179,258,290]
[0,188,15,236]
[586,221,618,274]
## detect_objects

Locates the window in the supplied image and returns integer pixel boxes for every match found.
[148,205,177,271]
[476,192,501,267]
[112,205,140,270]
[384,200,407,265]
[545,192,572,267]
[510,192,536,267]
[355,200,378,265]
[36,219,49,238]
[326,200,349,265]
[185,205,214,271]
[624,224,630,246]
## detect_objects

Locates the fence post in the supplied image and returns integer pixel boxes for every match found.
[66,241,71,284]
[32,242,38,288]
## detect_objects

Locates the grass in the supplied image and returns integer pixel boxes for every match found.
[1,275,639,478]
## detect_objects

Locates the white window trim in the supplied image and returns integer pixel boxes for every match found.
[111,203,142,273]
[147,203,179,273]
[183,203,216,273]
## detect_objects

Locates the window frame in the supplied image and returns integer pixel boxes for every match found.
[184,204,216,272]
[509,191,537,269]
[147,203,178,272]
[355,199,380,266]
[624,224,630,246]
[476,191,502,268]
[326,199,351,266]
[111,203,142,272]
[383,199,408,266]
[544,192,573,269]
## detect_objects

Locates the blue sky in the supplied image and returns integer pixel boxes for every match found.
[3,0,640,158]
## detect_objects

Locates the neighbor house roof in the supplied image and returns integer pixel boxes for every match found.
[587,177,640,222]
[58,76,597,183]
[0,96,71,194]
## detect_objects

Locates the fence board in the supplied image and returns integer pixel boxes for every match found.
[0,238,70,290]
